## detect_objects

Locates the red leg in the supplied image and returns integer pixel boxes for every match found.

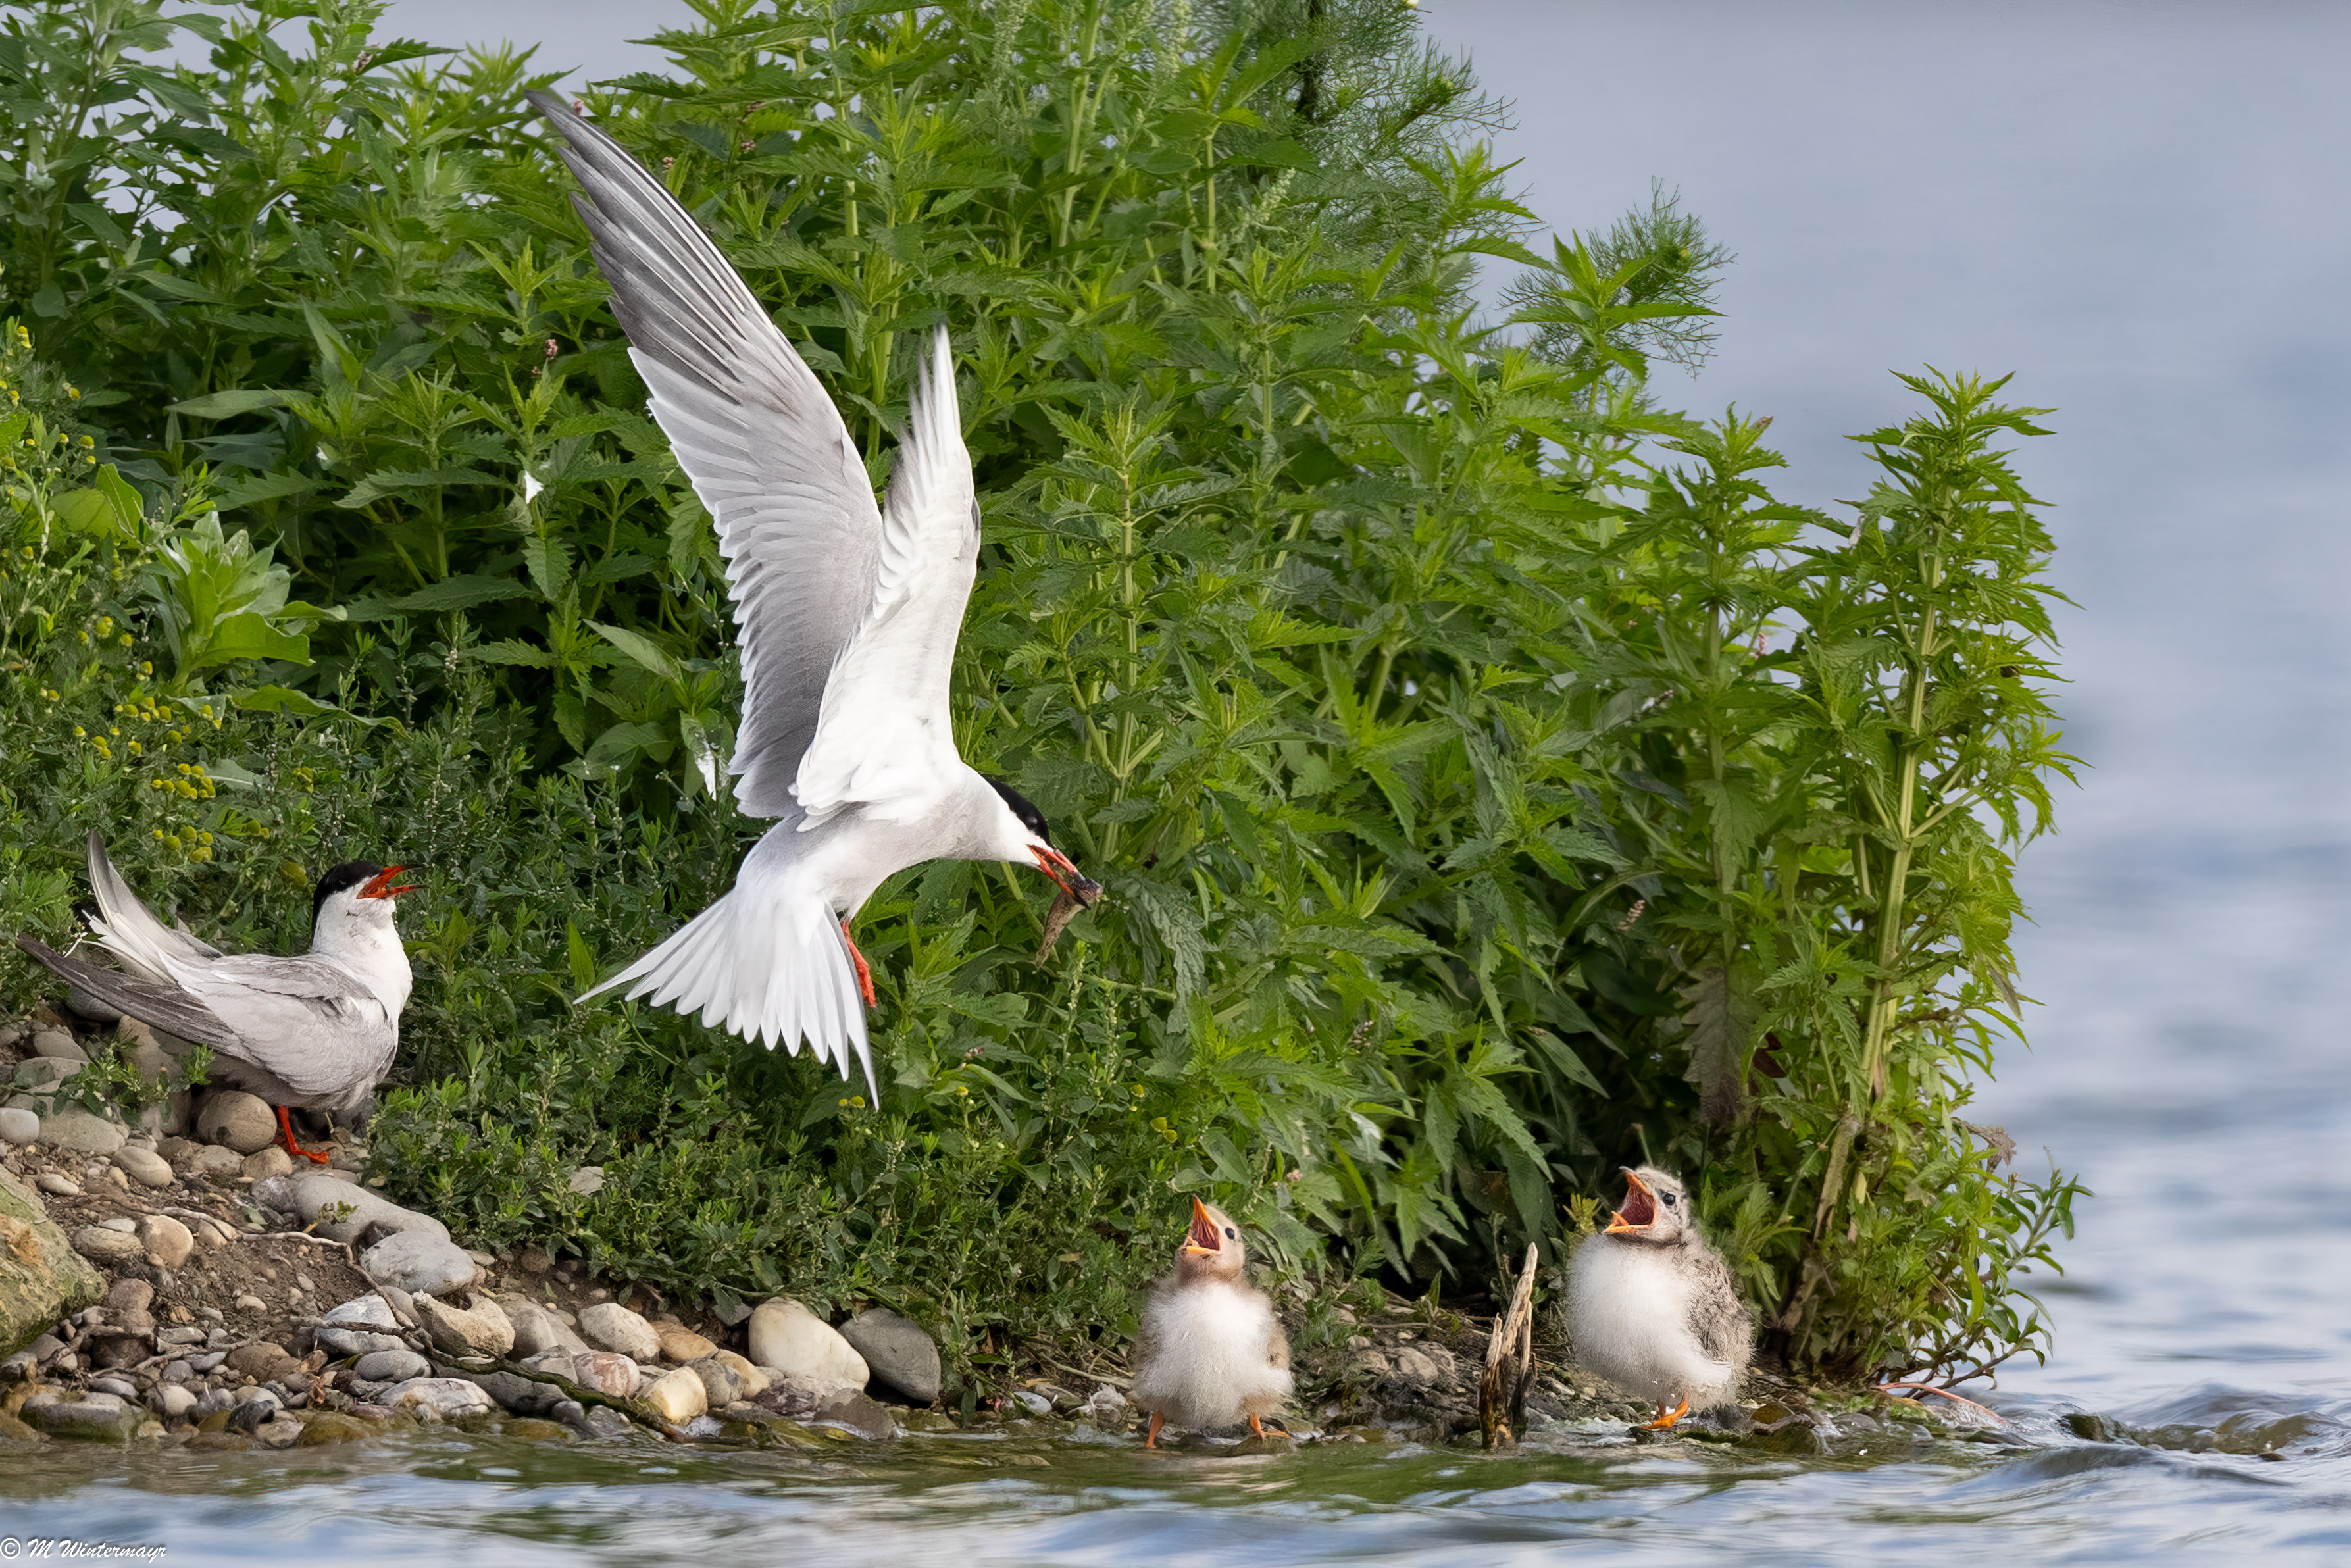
[275,1105,332,1165]
[841,919,876,1007]
[1248,1413,1267,1438]
[1145,1411,1164,1449]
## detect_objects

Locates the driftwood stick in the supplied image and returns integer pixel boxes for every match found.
[1479,1242,1540,1450]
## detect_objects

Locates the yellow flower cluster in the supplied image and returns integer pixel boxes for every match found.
[149,761,216,800]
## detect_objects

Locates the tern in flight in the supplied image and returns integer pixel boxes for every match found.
[532,93,1100,1094]
[14,832,415,1163]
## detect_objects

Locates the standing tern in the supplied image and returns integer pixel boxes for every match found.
[13,832,416,1163]
[530,93,1101,1094]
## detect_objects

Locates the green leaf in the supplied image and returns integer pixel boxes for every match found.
[168,388,294,420]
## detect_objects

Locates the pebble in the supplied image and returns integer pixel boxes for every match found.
[37,1107,126,1154]
[360,1230,476,1298]
[569,1351,643,1398]
[30,1028,87,1061]
[1086,1385,1130,1429]
[657,1325,718,1364]
[318,1296,407,1357]
[20,1392,140,1442]
[0,1106,37,1145]
[254,1413,306,1448]
[578,1302,663,1362]
[149,1384,198,1421]
[383,1377,495,1421]
[234,1294,267,1314]
[687,1356,740,1408]
[643,1367,709,1423]
[226,1342,305,1383]
[354,1349,430,1382]
[713,1350,770,1398]
[415,1293,514,1358]
[195,1090,278,1154]
[242,1147,293,1179]
[747,1300,869,1390]
[137,1213,195,1269]
[840,1308,943,1404]
[189,1145,243,1180]
[295,1412,373,1446]
[71,1225,147,1267]
[283,1173,448,1246]
[503,1298,588,1359]
[35,1171,80,1198]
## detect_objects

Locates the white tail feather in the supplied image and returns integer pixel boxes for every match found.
[582,888,874,1094]
[83,832,214,982]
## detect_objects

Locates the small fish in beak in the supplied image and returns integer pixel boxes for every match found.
[1033,859,1103,963]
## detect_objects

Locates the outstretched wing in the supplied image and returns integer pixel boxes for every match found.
[530,91,884,819]
[792,326,979,824]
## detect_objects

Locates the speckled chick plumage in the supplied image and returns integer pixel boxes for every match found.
[1128,1198,1292,1442]
[1565,1165,1752,1426]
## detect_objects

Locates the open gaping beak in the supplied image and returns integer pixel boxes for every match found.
[1180,1196,1222,1257]
[358,865,419,901]
[1029,845,1103,907]
[1605,1167,1657,1234]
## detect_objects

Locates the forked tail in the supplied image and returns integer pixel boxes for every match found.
[580,888,874,1094]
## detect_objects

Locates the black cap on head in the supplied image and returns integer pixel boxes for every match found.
[313,860,386,923]
[983,776,1053,847]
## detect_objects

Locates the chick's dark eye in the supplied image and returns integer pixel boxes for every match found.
[1662,1193,1677,1206]
[1223,1227,1236,1239]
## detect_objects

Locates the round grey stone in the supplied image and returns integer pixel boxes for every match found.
[354,1348,430,1382]
[114,1144,174,1188]
[0,1106,38,1145]
[38,1106,126,1154]
[839,1307,944,1404]
[30,1027,88,1061]
[195,1090,277,1154]
[360,1230,477,1298]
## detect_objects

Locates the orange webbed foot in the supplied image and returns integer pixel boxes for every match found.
[1145,1411,1165,1450]
[1642,1396,1691,1430]
[275,1105,332,1165]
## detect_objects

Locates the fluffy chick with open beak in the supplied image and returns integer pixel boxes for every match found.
[1564,1165,1752,1430]
[1128,1198,1294,1448]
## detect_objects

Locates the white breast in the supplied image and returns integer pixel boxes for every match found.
[1130,1281,1294,1434]
[1565,1237,1738,1409]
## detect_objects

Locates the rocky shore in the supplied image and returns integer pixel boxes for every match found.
[1,1010,1999,1457]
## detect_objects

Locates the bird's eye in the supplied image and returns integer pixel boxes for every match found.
[1662,1193,1677,1206]
[1223,1227,1236,1239]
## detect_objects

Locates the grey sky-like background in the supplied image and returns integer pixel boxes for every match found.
[363,1,2349,1382]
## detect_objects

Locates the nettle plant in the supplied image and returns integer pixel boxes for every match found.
[0,0,2079,1383]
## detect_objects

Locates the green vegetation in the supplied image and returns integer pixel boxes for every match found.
[0,0,2077,1387]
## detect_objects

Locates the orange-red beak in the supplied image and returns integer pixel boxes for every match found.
[1028,845,1103,906]
[1180,1196,1221,1257]
[1605,1167,1656,1234]
[358,865,418,901]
